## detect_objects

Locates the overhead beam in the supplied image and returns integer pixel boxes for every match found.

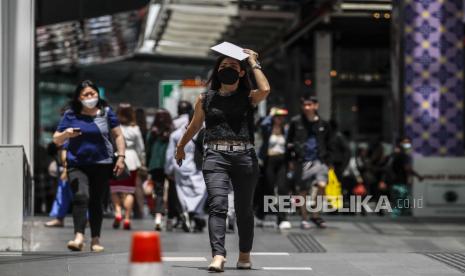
[148,0,170,42]
[166,20,228,32]
[230,18,292,28]
[157,44,211,53]
[133,52,215,64]
[155,48,209,57]
[161,34,218,45]
[238,0,300,8]
[168,4,238,16]
[332,11,380,17]
[340,2,392,11]
[238,9,296,19]
[226,26,285,34]
[170,11,232,24]
[163,28,222,39]
[158,39,216,48]
[172,0,235,5]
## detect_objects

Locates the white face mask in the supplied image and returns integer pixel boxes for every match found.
[81,98,98,109]
[402,143,412,150]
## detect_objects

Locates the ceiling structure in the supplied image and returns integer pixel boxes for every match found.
[35,0,394,71]
[36,0,150,26]
[139,0,393,58]
[141,0,303,58]
[36,0,395,110]
[333,0,392,18]
[36,10,145,71]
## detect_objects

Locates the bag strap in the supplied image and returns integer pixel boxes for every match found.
[103,107,117,154]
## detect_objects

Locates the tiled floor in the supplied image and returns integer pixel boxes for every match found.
[1,216,464,275]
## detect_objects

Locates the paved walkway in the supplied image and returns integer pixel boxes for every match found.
[1,216,465,275]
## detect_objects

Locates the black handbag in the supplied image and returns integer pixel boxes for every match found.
[111,154,131,180]
[103,106,131,181]
[192,128,205,171]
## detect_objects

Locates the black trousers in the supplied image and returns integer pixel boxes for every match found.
[167,178,182,219]
[265,154,289,222]
[68,164,112,238]
[202,148,259,257]
[150,169,166,214]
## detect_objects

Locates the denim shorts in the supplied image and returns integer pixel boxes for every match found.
[299,160,328,190]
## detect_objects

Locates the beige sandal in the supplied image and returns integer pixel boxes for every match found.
[90,244,105,252]
[44,219,64,228]
[67,240,84,251]
[208,255,226,272]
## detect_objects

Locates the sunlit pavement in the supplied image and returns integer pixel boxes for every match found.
[1,216,465,276]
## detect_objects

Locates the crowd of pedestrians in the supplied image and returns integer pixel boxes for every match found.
[43,77,422,253]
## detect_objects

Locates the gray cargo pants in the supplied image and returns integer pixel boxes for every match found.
[202,148,259,257]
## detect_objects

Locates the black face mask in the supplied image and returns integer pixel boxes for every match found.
[217,67,240,85]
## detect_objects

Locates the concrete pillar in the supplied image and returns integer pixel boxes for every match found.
[0,0,35,162]
[0,0,35,251]
[314,31,332,120]
[0,146,28,251]
[390,1,404,143]
[402,0,464,156]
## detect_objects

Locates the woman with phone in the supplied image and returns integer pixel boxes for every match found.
[53,80,126,252]
[175,48,270,271]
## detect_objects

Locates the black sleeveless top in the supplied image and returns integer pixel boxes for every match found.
[202,89,255,144]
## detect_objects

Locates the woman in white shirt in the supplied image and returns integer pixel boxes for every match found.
[109,103,145,230]
[260,107,291,229]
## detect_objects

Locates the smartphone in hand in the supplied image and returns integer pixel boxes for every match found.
[72,128,81,133]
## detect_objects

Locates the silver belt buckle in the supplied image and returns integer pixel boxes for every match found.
[235,145,243,152]
[209,143,250,152]
[219,144,229,151]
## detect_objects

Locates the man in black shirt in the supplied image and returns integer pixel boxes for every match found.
[286,95,334,228]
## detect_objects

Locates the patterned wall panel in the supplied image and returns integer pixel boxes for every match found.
[404,0,464,156]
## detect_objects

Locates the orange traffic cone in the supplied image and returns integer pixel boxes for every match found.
[129,232,163,276]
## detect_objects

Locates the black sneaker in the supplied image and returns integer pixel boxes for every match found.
[193,217,206,233]
[310,217,327,228]
[180,212,191,232]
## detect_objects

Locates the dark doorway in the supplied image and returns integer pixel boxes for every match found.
[357,95,383,137]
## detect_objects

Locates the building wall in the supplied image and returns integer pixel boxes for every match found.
[403,0,464,156]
